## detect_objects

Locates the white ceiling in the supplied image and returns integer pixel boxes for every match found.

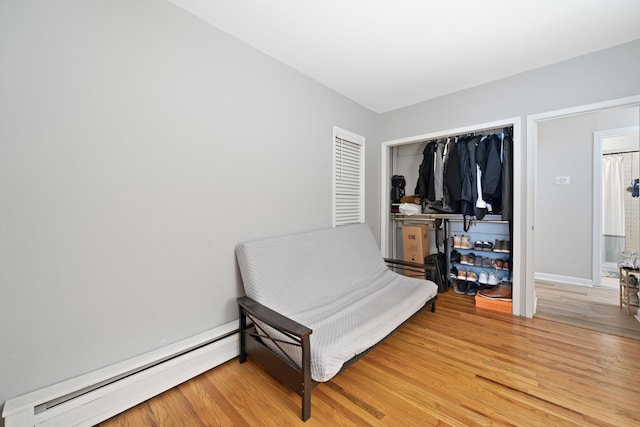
[169,0,640,113]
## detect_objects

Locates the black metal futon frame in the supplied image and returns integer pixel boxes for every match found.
[237,259,438,421]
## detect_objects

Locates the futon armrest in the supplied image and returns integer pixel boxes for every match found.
[384,258,434,280]
[384,258,429,270]
[237,296,312,338]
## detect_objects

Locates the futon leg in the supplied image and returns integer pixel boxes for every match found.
[238,307,247,363]
[302,391,311,421]
[431,301,436,312]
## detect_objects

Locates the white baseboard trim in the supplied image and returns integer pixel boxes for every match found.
[534,272,593,287]
[3,321,239,427]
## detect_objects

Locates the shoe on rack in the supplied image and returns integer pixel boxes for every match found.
[461,235,472,249]
[488,272,500,286]
[456,280,469,294]
[451,250,461,264]
[481,257,493,268]
[496,240,510,253]
[494,239,503,252]
[457,269,467,280]
[474,240,484,251]
[493,259,503,269]
[502,259,509,270]
[500,276,512,285]
[467,253,476,265]
[475,255,484,267]
[460,254,469,265]
[466,282,478,296]
[449,266,458,279]
[478,270,489,285]
[453,235,462,248]
[482,241,494,252]
[466,271,478,282]
[477,284,512,301]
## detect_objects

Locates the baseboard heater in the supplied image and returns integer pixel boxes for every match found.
[2,321,239,427]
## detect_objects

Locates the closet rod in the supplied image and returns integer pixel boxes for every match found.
[603,150,638,155]
[392,217,436,223]
[446,219,509,225]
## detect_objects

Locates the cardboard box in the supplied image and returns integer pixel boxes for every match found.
[475,294,512,314]
[402,224,429,263]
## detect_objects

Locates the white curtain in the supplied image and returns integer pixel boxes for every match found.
[602,154,625,236]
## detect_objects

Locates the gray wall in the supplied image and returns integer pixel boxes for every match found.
[536,107,640,279]
[380,39,640,142]
[0,0,377,408]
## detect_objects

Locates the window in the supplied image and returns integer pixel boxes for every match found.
[332,127,365,227]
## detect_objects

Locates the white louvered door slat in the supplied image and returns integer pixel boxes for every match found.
[333,127,365,227]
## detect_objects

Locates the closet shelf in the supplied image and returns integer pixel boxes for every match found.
[452,247,510,255]
[391,213,507,222]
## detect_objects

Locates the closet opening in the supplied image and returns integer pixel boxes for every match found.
[380,117,524,316]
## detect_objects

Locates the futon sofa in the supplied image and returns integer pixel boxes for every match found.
[236,223,438,421]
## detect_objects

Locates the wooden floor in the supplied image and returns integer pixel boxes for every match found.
[535,280,640,340]
[100,290,640,426]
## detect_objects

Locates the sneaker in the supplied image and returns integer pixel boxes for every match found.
[481,257,493,268]
[449,266,458,279]
[467,252,476,265]
[478,270,489,285]
[461,235,472,249]
[453,235,462,248]
[474,240,484,251]
[496,240,510,253]
[482,241,494,252]
[466,282,478,296]
[453,279,466,294]
[457,269,467,280]
[466,271,478,282]
[450,250,461,264]
[460,254,469,265]
[493,259,503,269]
[475,255,484,267]
[494,239,503,252]
[488,272,500,286]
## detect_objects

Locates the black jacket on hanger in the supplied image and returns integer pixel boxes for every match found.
[459,136,475,216]
[445,139,462,204]
[481,134,503,207]
[501,133,513,221]
[460,136,486,219]
[415,141,437,201]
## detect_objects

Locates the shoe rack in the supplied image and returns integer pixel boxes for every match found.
[447,216,511,297]
[619,267,640,316]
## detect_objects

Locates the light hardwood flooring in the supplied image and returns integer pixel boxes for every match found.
[535,280,640,340]
[100,291,640,426]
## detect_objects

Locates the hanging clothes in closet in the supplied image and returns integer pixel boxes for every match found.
[414,129,513,220]
[415,141,438,201]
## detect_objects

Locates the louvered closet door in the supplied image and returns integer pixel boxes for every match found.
[333,127,365,227]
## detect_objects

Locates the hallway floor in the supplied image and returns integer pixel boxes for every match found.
[535,280,640,340]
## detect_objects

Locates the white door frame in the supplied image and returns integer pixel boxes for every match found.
[380,117,524,315]
[527,95,640,314]
[593,125,640,282]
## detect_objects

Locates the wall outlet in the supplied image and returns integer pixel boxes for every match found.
[555,176,571,185]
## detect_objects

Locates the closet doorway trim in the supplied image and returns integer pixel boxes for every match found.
[527,95,640,318]
[380,117,522,315]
